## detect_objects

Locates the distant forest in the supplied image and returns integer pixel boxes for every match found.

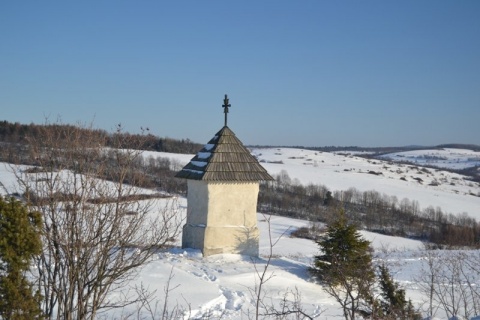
[3,120,478,156]
[0,120,203,154]
[1,120,479,248]
[259,170,480,248]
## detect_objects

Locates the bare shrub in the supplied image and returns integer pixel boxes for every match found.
[11,121,183,319]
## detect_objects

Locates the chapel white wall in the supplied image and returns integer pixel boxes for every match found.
[182,180,260,256]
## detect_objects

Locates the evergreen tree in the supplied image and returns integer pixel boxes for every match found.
[311,209,375,320]
[0,196,43,319]
[375,264,421,319]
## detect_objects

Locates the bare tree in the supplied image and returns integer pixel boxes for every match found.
[415,246,441,318]
[132,266,184,320]
[462,250,480,316]
[260,287,317,320]
[416,247,480,319]
[247,214,284,320]
[432,251,480,319]
[11,122,182,319]
[249,214,321,320]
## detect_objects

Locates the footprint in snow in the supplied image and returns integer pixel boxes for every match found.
[220,287,245,311]
[191,267,217,282]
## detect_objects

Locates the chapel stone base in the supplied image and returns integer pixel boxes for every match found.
[182,224,259,257]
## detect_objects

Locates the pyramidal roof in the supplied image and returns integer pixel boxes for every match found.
[175,126,274,182]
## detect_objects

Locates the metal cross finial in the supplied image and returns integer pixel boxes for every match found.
[222,94,231,126]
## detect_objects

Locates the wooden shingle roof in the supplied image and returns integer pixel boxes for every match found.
[175,126,274,181]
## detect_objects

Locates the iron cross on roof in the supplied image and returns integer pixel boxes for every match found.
[222,94,231,126]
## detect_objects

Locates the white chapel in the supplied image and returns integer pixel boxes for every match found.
[175,95,274,256]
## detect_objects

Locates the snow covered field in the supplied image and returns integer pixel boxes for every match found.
[378,148,480,171]
[1,146,480,319]
[111,210,430,320]
[250,147,480,219]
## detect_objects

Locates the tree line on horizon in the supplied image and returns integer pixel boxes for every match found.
[0,120,202,155]
[5,119,480,154]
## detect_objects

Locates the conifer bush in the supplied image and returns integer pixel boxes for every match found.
[310,209,375,319]
[0,196,43,319]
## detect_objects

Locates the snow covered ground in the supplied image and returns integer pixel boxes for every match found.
[378,148,480,171]
[112,205,429,320]
[1,146,480,319]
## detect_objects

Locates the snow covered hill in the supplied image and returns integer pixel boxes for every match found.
[256,147,480,219]
[378,148,480,171]
[147,146,480,219]
[1,146,480,319]
[116,147,479,319]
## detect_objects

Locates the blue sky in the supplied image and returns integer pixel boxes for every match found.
[1,1,479,147]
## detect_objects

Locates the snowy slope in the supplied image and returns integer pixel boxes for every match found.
[254,148,479,219]
[1,147,480,319]
[111,205,427,320]
[378,148,480,170]
[112,147,479,319]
